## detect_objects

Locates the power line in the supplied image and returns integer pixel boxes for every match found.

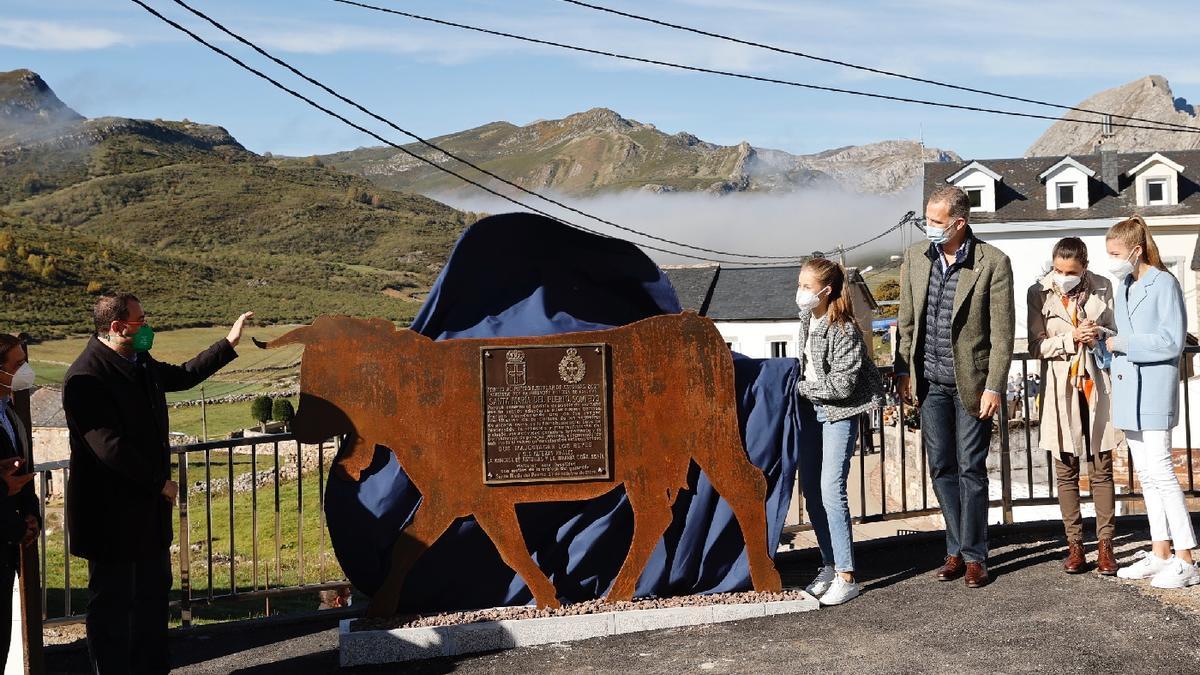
[142,0,812,265]
[332,0,1200,136]
[559,0,1200,135]
[134,0,915,269]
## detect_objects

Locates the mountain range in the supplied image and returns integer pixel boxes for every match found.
[317,107,958,197]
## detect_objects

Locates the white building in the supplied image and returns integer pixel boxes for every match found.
[925,147,1200,346]
[662,264,878,359]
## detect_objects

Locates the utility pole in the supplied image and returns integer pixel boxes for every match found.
[837,246,847,267]
[200,386,208,442]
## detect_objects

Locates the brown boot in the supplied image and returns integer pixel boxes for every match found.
[965,561,989,588]
[1063,541,1087,574]
[936,555,965,581]
[1096,538,1118,576]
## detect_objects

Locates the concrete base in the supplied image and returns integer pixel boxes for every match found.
[339,595,819,667]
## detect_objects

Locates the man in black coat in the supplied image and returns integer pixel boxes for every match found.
[63,294,252,674]
[0,334,41,667]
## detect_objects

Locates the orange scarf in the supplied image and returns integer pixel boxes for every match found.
[1061,294,1094,402]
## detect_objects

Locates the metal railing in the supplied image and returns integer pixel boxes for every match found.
[29,347,1200,627]
[827,346,1200,529]
[36,433,348,628]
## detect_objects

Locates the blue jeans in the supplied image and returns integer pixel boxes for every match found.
[920,380,992,562]
[799,404,858,573]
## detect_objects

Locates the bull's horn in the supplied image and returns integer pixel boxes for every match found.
[255,326,312,350]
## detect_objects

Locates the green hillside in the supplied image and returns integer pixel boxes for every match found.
[0,70,475,340]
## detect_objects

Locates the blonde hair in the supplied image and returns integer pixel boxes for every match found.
[801,258,856,326]
[1106,215,1167,271]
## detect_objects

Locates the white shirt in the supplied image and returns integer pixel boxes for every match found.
[803,314,819,382]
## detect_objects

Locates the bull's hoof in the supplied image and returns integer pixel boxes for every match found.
[534,596,563,610]
[753,567,783,593]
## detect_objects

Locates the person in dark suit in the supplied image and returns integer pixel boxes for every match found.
[63,294,252,674]
[0,334,41,666]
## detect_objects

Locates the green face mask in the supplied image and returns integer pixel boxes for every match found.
[131,324,155,352]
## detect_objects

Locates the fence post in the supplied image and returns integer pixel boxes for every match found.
[12,334,45,674]
[178,453,192,629]
[997,403,1014,525]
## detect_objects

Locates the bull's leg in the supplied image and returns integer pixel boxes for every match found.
[473,508,561,609]
[702,443,783,593]
[366,504,454,618]
[605,489,674,602]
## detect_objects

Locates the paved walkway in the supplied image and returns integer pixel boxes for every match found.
[46,517,1200,674]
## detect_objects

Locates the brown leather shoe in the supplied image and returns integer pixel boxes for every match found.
[936,555,965,581]
[1096,538,1119,576]
[965,561,989,588]
[1063,541,1087,574]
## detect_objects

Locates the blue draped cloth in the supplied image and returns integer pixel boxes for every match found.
[323,213,811,611]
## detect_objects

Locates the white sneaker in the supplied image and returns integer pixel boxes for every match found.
[1150,557,1200,589]
[805,566,836,597]
[818,576,860,606]
[1117,550,1172,580]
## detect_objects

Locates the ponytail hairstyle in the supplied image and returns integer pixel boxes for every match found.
[1106,215,1167,272]
[801,257,856,327]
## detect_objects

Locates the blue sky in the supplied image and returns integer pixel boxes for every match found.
[5,0,1199,161]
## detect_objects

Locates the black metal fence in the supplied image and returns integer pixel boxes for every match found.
[29,347,1200,627]
[36,434,348,628]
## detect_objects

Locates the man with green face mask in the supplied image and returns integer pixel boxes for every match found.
[62,293,253,674]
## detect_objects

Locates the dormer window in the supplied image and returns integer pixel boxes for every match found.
[1126,152,1184,207]
[1057,183,1078,207]
[1038,156,1095,210]
[945,161,1001,212]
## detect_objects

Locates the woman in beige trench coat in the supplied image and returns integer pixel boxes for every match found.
[1027,237,1123,575]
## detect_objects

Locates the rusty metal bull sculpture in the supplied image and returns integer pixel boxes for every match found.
[256,312,783,617]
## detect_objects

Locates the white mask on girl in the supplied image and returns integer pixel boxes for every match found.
[796,286,830,313]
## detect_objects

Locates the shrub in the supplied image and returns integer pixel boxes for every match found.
[86,280,104,294]
[271,398,295,429]
[250,395,273,430]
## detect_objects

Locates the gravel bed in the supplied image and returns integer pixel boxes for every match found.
[351,590,809,632]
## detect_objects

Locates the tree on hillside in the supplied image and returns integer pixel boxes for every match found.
[875,279,901,319]
[250,395,273,431]
[272,398,295,431]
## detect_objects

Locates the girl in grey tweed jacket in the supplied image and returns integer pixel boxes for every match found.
[794,258,884,607]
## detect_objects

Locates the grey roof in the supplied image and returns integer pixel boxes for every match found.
[663,264,877,321]
[923,149,1200,223]
[705,266,803,321]
[661,265,719,313]
[29,386,65,428]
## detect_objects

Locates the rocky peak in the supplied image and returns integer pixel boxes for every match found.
[0,69,84,137]
[1026,75,1200,156]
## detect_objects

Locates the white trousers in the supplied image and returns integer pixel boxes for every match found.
[1126,429,1197,551]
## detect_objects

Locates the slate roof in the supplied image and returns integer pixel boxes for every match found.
[29,386,65,428]
[660,264,719,314]
[923,149,1200,224]
[662,265,876,321]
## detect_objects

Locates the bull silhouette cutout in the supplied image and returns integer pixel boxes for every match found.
[256,312,783,617]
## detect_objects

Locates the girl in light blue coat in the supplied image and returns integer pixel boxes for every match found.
[1103,216,1198,588]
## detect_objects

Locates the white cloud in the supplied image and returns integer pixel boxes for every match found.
[0,19,128,50]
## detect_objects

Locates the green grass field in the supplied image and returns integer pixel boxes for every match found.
[30,326,310,438]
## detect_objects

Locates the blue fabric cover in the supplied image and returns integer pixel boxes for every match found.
[323,213,809,611]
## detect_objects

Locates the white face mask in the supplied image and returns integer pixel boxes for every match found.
[0,363,35,392]
[1053,273,1081,293]
[1105,248,1139,279]
[796,286,830,313]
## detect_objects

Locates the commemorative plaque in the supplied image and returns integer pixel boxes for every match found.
[481,344,611,484]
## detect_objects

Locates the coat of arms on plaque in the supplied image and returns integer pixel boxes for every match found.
[557,347,586,384]
[505,350,527,386]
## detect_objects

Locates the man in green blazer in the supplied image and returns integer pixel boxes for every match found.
[895,186,1014,588]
